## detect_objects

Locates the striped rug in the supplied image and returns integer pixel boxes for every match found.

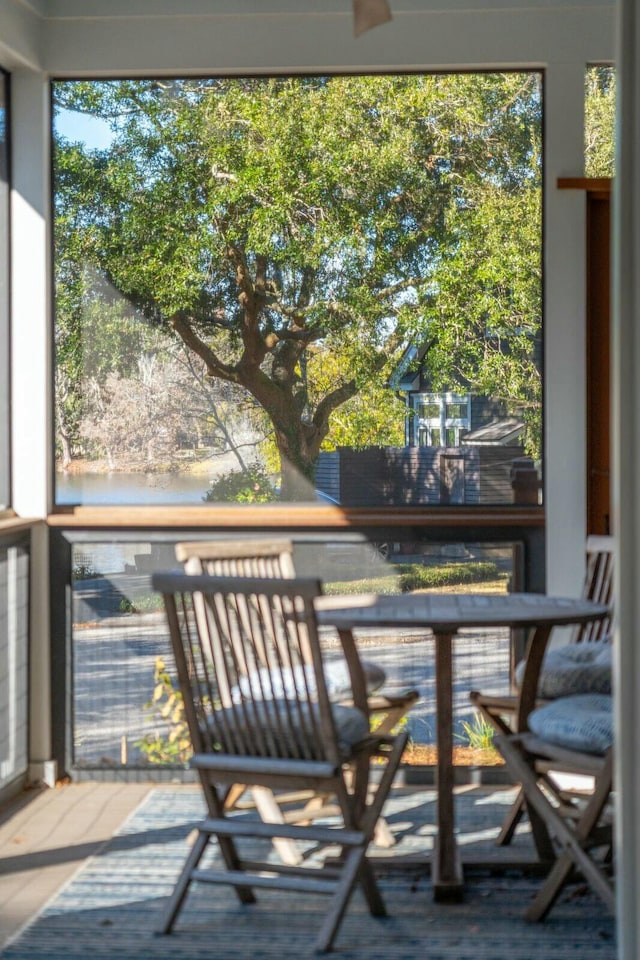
[2,785,616,960]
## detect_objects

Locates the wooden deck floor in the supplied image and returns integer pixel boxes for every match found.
[0,782,151,948]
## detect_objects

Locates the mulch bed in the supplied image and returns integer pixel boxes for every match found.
[403,745,504,766]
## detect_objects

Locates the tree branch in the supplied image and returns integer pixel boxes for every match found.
[169,313,238,382]
[312,379,359,437]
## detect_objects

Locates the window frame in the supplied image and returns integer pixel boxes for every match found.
[49,69,544,518]
[0,70,10,511]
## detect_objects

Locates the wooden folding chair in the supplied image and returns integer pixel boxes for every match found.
[470,534,614,845]
[496,716,614,920]
[152,573,408,954]
[175,538,418,861]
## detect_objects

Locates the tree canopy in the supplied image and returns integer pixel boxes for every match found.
[54,72,543,498]
[585,65,616,178]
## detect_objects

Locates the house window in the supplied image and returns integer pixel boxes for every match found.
[446,402,467,420]
[0,71,8,510]
[419,403,441,419]
[52,72,542,508]
[412,392,470,449]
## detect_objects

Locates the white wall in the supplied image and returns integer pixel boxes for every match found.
[43,3,612,78]
[10,69,53,779]
[11,70,51,520]
[0,0,42,70]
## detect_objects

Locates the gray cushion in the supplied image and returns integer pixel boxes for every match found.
[212,701,370,760]
[515,640,612,698]
[528,693,613,755]
[234,658,385,703]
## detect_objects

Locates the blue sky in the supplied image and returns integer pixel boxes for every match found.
[54,107,114,149]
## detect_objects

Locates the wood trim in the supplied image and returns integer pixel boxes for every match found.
[0,515,42,535]
[586,190,612,534]
[557,177,612,195]
[46,504,545,530]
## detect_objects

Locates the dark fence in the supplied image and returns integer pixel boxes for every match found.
[316,446,537,507]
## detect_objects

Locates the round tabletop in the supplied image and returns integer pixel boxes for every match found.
[315,591,611,632]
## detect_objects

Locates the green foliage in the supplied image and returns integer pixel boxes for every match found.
[585,66,616,178]
[72,558,98,580]
[369,712,410,746]
[423,180,542,457]
[119,594,165,614]
[324,575,407,596]
[313,349,406,451]
[53,73,544,488]
[203,466,277,503]
[323,560,504,595]
[396,561,503,592]
[136,657,193,765]
[456,711,496,751]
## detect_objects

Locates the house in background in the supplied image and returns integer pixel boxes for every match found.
[390,342,525,449]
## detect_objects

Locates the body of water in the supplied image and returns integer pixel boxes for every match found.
[57,471,213,505]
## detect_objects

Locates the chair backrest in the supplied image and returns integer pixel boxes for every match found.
[153,573,358,767]
[175,540,297,677]
[573,534,614,644]
[175,538,296,578]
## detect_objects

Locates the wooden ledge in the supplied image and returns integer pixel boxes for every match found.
[47,504,545,530]
[0,514,43,535]
[557,177,612,195]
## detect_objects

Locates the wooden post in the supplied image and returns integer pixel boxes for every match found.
[511,457,541,505]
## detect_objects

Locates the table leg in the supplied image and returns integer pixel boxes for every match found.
[433,629,463,901]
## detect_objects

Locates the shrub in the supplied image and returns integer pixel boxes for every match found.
[203,466,277,503]
[136,657,192,765]
[73,558,98,580]
[324,561,503,595]
[456,711,496,750]
[396,560,502,592]
[119,594,165,614]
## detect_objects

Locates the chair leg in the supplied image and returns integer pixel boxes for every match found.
[357,856,387,917]
[161,822,258,936]
[252,786,304,866]
[493,738,555,864]
[160,830,211,933]
[525,755,615,921]
[526,833,615,921]
[495,787,527,846]
[223,782,248,810]
[314,846,371,954]
[314,732,408,952]
[372,815,396,848]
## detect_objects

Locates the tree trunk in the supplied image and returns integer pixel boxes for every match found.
[274,428,319,502]
[59,430,73,470]
[279,456,317,501]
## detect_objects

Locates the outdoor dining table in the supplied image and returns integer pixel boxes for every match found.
[314,590,610,901]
